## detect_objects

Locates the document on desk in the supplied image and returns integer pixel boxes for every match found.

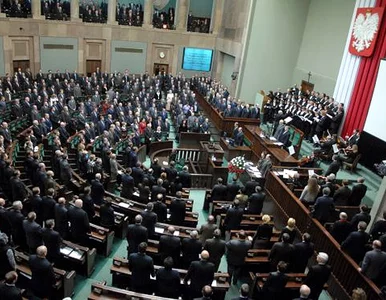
[284,117,293,124]
[332,143,339,153]
[274,142,284,146]
[269,136,277,141]
[162,161,169,166]
[288,146,295,156]
[118,202,130,209]
[173,231,180,236]
[60,246,73,256]
[133,191,140,197]
[308,170,315,177]
[211,280,217,287]
[69,250,83,260]
[155,227,164,234]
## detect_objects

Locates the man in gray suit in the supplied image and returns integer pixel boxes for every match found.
[359,240,386,282]
[199,215,217,244]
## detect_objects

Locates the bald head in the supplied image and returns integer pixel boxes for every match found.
[36,245,47,257]
[373,240,382,249]
[75,199,83,208]
[168,226,175,234]
[201,250,209,260]
[208,215,215,223]
[0,198,5,207]
[299,285,311,297]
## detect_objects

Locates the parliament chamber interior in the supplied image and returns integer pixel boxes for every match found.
[1,0,386,299]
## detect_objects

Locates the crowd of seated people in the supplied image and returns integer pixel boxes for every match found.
[79,0,107,23]
[1,0,31,17]
[187,12,210,33]
[193,76,261,121]
[41,0,70,20]
[116,2,143,26]
[153,7,175,29]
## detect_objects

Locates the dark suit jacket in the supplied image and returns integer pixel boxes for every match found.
[6,209,25,247]
[182,238,202,265]
[269,241,294,266]
[248,192,265,214]
[370,220,386,240]
[313,196,335,223]
[330,220,353,244]
[0,283,22,300]
[341,231,370,263]
[292,241,314,272]
[153,201,167,223]
[361,249,386,280]
[82,194,96,220]
[350,212,371,230]
[100,204,115,228]
[140,210,157,237]
[324,161,340,177]
[91,179,105,205]
[178,171,192,188]
[348,183,367,206]
[204,237,226,266]
[262,271,288,298]
[184,260,215,292]
[67,206,90,243]
[278,130,290,147]
[41,196,56,221]
[128,252,155,288]
[126,224,148,254]
[159,234,181,262]
[23,220,43,250]
[333,186,351,206]
[224,206,244,231]
[151,185,166,201]
[304,264,331,300]
[226,239,251,266]
[226,182,241,201]
[29,255,56,298]
[42,228,62,260]
[211,184,227,200]
[170,199,186,225]
[244,180,259,196]
[156,267,180,298]
[54,204,68,238]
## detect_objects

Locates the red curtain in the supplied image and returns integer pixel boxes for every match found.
[341,0,386,136]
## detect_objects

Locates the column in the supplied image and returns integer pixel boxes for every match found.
[32,0,43,19]
[212,0,224,35]
[177,0,189,31]
[143,0,153,28]
[71,0,81,22]
[107,0,118,25]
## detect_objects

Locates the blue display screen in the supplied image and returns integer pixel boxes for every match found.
[182,48,213,72]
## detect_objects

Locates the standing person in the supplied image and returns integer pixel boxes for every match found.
[292,233,314,273]
[126,215,148,255]
[348,177,367,206]
[203,229,226,271]
[223,199,244,240]
[226,230,252,285]
[54,197,69,239]
[299,177,319,206]
[99,200,115,230]
[140,203,158,238]
[29,246,56,299]
[261,261,289,300]
[330,212,353,244]
[0,271,22,300]
[292,284,312,300]
[312,187,335,225]
[303,252,331,300]
[128,242,155,293]
[156,257,181,298]
[170,191,186,226]
[67,199,91,246]
[247,186,266,214]
[23,212,43,254]
[41,219,62,263]
[199,215,218,244]
[182,230,202,269]
[0,233,16,279]
[184,250,215,299]
[252,214,274,249]
[359,240,386,283]
[341,221,370,264]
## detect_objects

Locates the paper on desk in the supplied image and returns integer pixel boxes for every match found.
[332,144,339,153]
[274,142,284,146]
[212,280,217,287]
[173,231,180,236]
[60,246,72,256]
[269,136,277,141]
[312,135,320,144]
[167,213,171,219]
[308,170,315,176]
[118,202,130,209]
[284,117,293,124]
[69,250,83,260]
[133,191,140,197]
[288,146,295,156]
[155,227,164,234]
[162,161,169,166]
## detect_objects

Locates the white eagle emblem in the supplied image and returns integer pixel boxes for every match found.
[352,12,380,52]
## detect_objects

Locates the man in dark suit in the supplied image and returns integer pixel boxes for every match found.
[41,188,56,224]
[247,186,265,214]
[81,187,96,221]
[292,284,312,300]
[127,215,148,255]
[23,212,43,254]
[333,180,351,205]
[156,257,181,298]
[170,191,186,226]
[269,233,295,270]
[226,176,240,201]
[224,200,244,237]
[292,233,314,272]
[243,177,259,197]
[120,168,135,199]
[29,246,56,299]
[204,178,227,210]
[234,127,244,147]
[99,200,115,230]
[6,201,25,248]
[184,250,215,298]
[370,211,386,240]
[0,271,22,300]
[303,252,331,300]
[128,242,155,293]
[277,125,291,147]
[153,194,167,223]
[54,197,69,239]
[178,166,192,188]
[226,230,252,285]
[182,230,202,269]
[350,204,371,230]
[203,229,226,271]
[330,212,353,244]
[359,240,386,282]
[41,219,62,263]
[67,199,91,245]
[262,261,289,300]
[10,170,27,201]
[194,285,213,300]
[348,177,367,206]
[0,198,12,238]
[91,173,105,205]
[159,226,181,264]
[312,187,335,224]
[140,203,158,238]
[341,221,370,263]
[151,178,166,201]
[324,155,340,177]
[232,283,250,300]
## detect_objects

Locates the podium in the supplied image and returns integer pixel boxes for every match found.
[301,80,314,93]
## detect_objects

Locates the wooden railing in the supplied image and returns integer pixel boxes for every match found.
[265,171,382,300]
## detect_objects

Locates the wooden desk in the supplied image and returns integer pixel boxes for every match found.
[61,240,96,277]
[219,137,252,161]
[93,205,129,239]
[89,282,176,300]
[15,250,76,299]
[148,141,173,158]
[110,256,230,299]
[89,223,115,257]
[200,141,225,167]
[219,213,274,230]
[179,132,211,149]
[244,125,298,167]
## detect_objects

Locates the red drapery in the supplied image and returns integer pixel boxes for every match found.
[341,0,386,136]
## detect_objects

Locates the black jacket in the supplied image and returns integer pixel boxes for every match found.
[204,237,226,266]
[226,239,252,266]
[156,267,180,298]
[128,252,155,288]
[29,254,56,298]
[41,196,56,222]
[159,234,181,262]
[140,210,158,237]
[184,260,215,292]
[262,271,288,299]
[292,241,314,272]
[54,204,69,238]
[341,230,370,263]
[0,283,22,300]
[100,203,115,228]
[304,264,331,300]
[211,184,227,200]
[67,206,91,244]
[248,192,265,214]
[182,237,202,265]
[226,182,240,201]
[126,223,148,254]
[330,220,353,244]
[23,220,43,250]
[224,206,244,231]
[170,198,186,226]
[348,183,367,206]
[269,241,295,266]
[91,179,105,205]
[153,201,167,223]
[42,228,62,261]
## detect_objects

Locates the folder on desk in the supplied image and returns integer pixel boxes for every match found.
[173,231,180,236]
[332,144,339,153]
[118,202,130,209]
[69,250,83,260]
[60,246,73,256]
[155,227,164,234]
